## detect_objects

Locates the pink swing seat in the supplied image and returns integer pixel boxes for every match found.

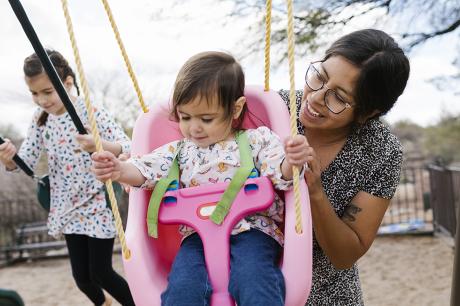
[123,85,313,306]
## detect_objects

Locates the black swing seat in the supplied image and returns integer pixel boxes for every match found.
[0,289,25,306]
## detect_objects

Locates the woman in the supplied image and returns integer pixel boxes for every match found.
[280,29,410,305]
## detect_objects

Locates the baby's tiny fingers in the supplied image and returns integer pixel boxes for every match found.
[287,151,306,161]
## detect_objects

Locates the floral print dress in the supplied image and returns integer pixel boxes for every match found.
[18,98,130,239]
[129,126,293,245]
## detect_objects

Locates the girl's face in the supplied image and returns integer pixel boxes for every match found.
[177,95,245,148]
[25,72,72,116]
[300,55,360,132]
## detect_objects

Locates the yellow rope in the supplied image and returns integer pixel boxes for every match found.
[264,0,272,91]
[61,0,131,259]
[100,0,148,113]
[285,0,303,234]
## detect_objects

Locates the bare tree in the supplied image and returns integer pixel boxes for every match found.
[423,112,460,164]
[431,57,460,95]
[222,0,459,54]
[86,70,150,136]
[0,124,21,141]
[163,0,459,67]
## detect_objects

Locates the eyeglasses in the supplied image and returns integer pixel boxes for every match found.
[305,61,353,114]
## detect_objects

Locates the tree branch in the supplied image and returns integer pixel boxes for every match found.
[402,18,460,48]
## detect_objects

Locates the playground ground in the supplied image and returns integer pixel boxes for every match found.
[0,235,454,306]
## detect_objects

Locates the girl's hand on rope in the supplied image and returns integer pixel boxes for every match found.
[0,138,18,170]
[91,151,121,182]
[75,130,96,153]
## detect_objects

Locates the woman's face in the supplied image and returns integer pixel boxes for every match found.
[300,55,360,132]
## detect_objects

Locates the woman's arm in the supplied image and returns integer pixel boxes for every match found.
[305,136,401,269]
[309,187,389,269]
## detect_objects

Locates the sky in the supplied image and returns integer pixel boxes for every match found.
[0,0,459,136]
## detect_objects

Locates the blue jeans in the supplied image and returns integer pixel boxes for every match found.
[161,229,285,306]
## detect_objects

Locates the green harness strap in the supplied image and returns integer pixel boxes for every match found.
[147,131,255,238]
[210,131,254,224]
[147,158,179,238]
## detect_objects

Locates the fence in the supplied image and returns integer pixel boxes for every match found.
[379,166,433,234]
[427,166,460,238]
[0,197,47,248]
[0,193,128,264]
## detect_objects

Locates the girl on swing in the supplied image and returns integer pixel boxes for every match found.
[91,51,309,306]
[0,50,134,306]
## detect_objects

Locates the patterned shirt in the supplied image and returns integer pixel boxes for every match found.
[18,98,130,239]
[279,90,403,306]
[129,126,293,245]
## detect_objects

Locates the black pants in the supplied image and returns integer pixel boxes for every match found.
[65,234,135,306]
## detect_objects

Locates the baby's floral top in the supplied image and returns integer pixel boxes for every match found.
[129,126,293,245]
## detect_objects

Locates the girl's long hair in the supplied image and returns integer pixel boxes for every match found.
[23,50,79,126]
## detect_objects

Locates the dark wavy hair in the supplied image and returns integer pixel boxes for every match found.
[171,51,246,130]
[323,29,410,123]
[23,49,79,126]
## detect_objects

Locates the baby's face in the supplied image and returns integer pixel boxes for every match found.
[177,96,234,148]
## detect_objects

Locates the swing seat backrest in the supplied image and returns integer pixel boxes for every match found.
[123,85,313,306]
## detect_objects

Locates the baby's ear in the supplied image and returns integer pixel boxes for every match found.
[233,96,246,119]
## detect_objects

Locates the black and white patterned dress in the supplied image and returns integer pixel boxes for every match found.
[279,90,403,305]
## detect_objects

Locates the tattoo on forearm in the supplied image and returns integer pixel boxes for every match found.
[343,203,362,222]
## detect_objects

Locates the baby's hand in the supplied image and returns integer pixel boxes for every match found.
[0,138,18,169]
[91,151,121,182]
[284,135,309,168]
[75,132,96,153]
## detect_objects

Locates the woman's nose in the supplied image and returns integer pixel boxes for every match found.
[308,88,327,106]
